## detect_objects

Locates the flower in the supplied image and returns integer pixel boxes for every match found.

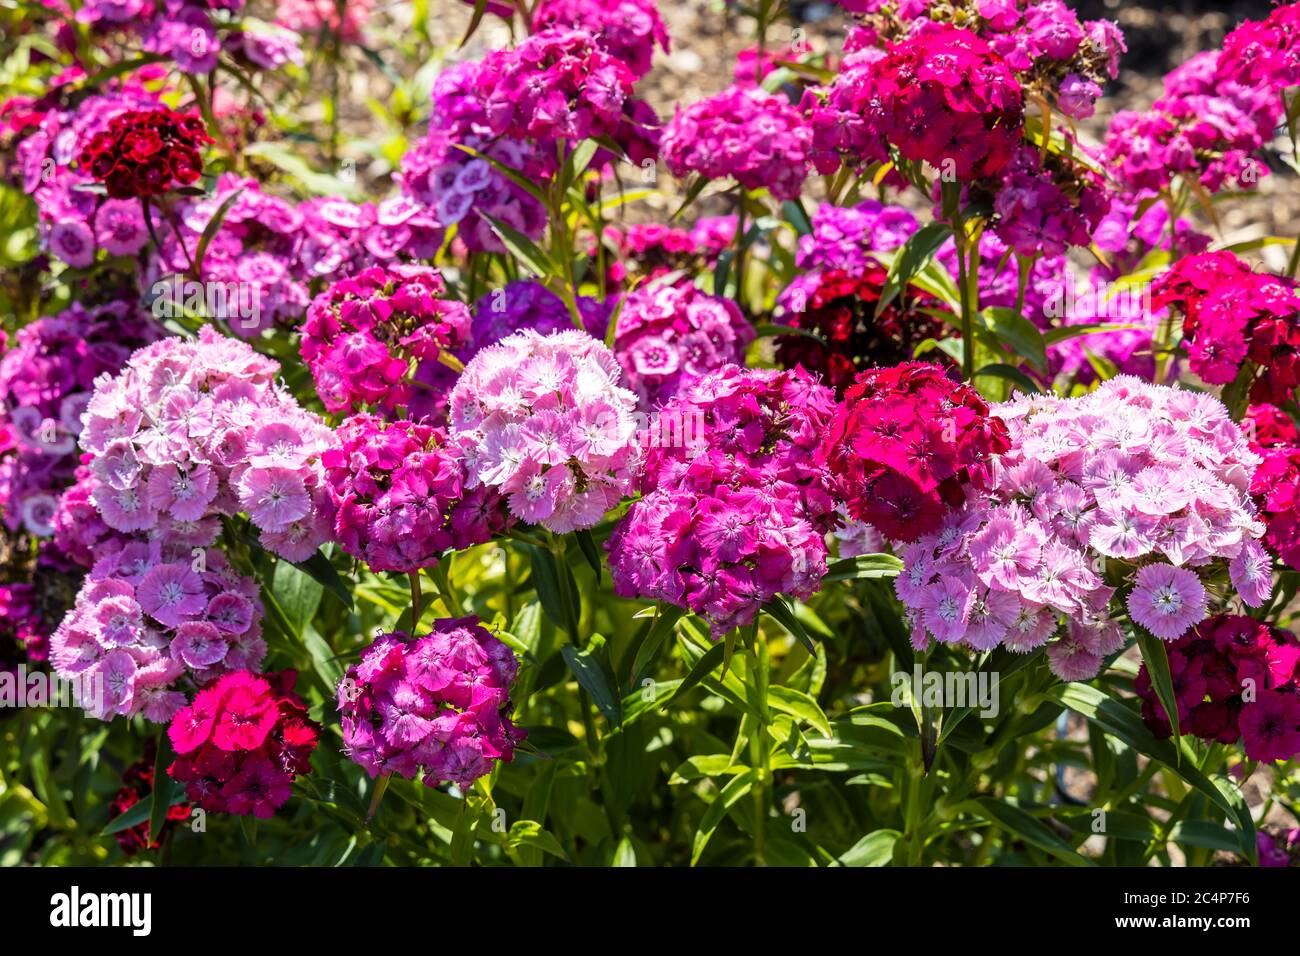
[80,327,337,561]
[449,330,639,533]
[661,86,813,201]
[167,670,319,818]
[895,377,1269,678]
[50,546,266,722]
[1127,563,1208,640]
[611,283,754,410]
[823,363,1010,542]
[532,0,669,79]
[337,618,523,788]
[77,108,212,200]
[301,265,471,415]
[321,414,510,573]
[608,365,838,635]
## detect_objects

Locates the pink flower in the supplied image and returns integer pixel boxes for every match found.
[1128,563,1208,640]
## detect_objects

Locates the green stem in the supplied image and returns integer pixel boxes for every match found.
[733,186,747,309]
[408,571,422,627]
[748,628,771,866]
[955,231,976,381]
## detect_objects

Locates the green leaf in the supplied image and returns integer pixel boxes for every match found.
[760,597,817,655]
[612,836,637,866]
[272,559,324,636]
[691,769,758,865]
[507,820,571,861]
[982,307,1047,373]
[103,787,185,836]
[294,549,353,609]
[879,221,952,310]
[975,362,1042,395]
[630,603,684,687]
[560,636,623,726]
[457,0,490,49]
[527,545,580,638]
[660,639,727,710]
[1134,628,1181,751]
[1042,322,1140,346]
[573,529,603,583]
[670,175,708,221]
[242,142,363,199]
[964,797,1094,867]
[838,829,900,866]
[824,553,903,581]
[484,214,555,278]
[149,733,177,845]
[767,686,832,738]
[1049,684,1255,859]
[1169,819,1241,853]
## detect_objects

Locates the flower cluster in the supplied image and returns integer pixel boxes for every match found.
[168,670,320,818]
[480,28,637,143]
[611,283,755,410]
[774,264,949,393]
[448,330,639,533]
[661,86,812,201]
[148,175,444,336]
[472,280,608,350]
[824,363,1010,543]
[301,265,470,415]
[990,147,1109,259]
[1245,404,1300,572]
[80,327,337,561]
[321,415,508,574]
[795,200,918,274]
[1152,251,1300,402]
[806,25,1023,181]
[532,0,669,80]
[1102,50,1280,195]
[400,60,550,254]
[895,378,1270,679]
[109,740,192,856]
[0,300,157,538]
[608,365,838,635]
[1136,615,1300,763]
[50,544,266,722]
[1216,3,1300,95]
[603,217,737,288]
[336,618,523,788]
[77,107,211,200]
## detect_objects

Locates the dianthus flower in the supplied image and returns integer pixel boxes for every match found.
[814,25,1023,181]
[168,670,320,818]
[1216,3,1300,92]
[448,330,639,533]
[80,327,337,561]
[611,283,755,410]
[109,739,192,855]
[301,265,470,415]
[321,414,509,574]
[895,377,1270,679]
[661,86,812,201]
[774,265,949,393]
[1136,615,1300,763]
[276,0,374,39]
[400,61,551,254]
[480,28,637,143]
[601,218,735,288]
[337,617,523,788]
[0,301,158,539]
[77,107,211,200]
[823,363,1010,543]
[1244,403,1300,572]
[50,544,266,722]
[795,200,919,273]
[532,0,669,79]
[146,175,443,337]
[472,280,608,350]
[990,146,1109,258]
[1152,251,1300,402]
[607,365,838,635]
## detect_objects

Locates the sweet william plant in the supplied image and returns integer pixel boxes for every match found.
[0,0,1299,868]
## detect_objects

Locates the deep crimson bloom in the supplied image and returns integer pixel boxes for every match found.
[822,363,1010,542]
[168,670,319,818]
[1137,615,1300,762]
[77,108,212,200]
[774,264,950,393]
